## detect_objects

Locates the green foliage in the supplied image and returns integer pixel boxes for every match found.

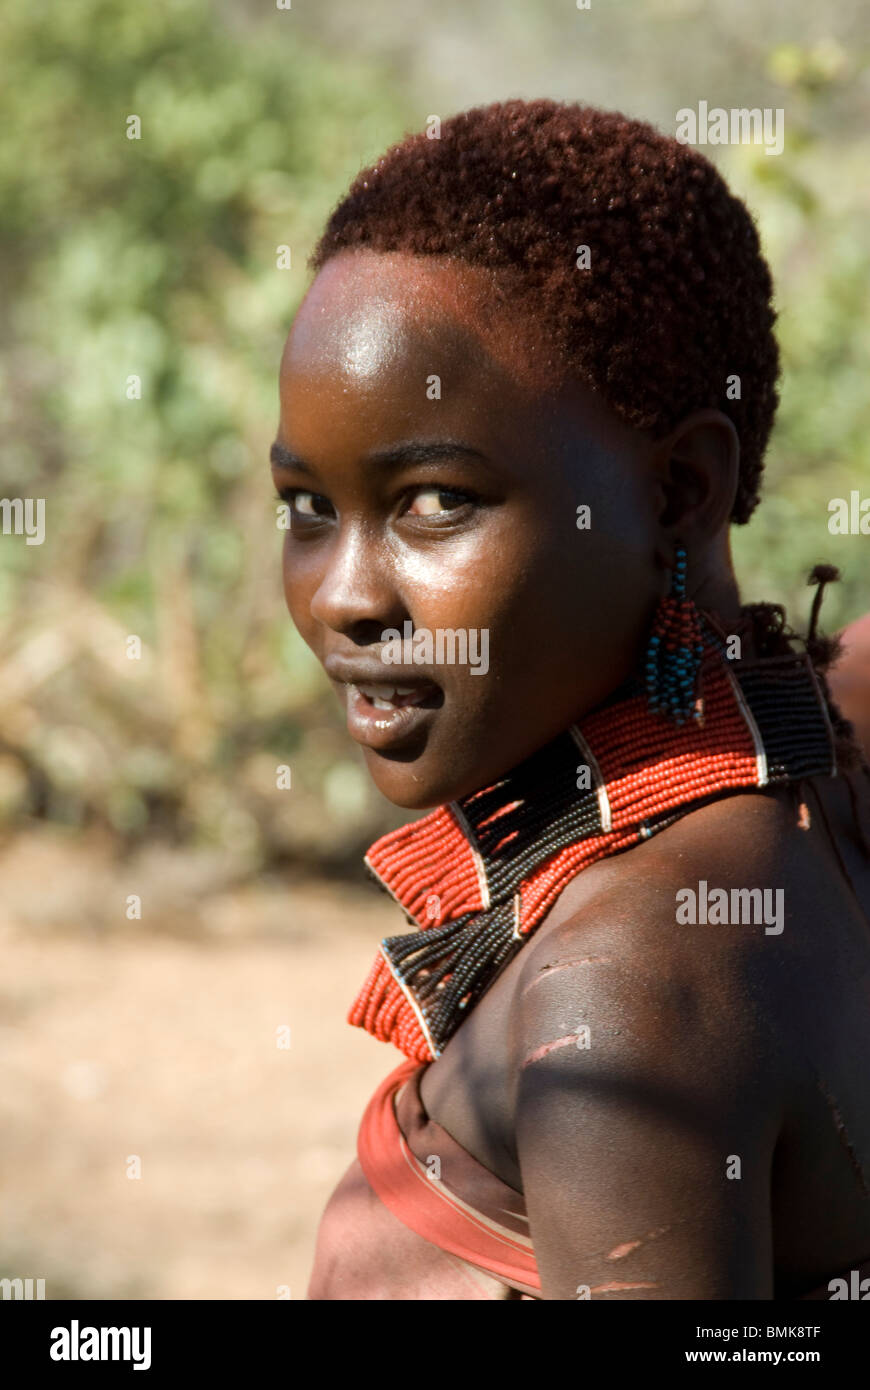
[0,0,408,862]
[725,45,870,628]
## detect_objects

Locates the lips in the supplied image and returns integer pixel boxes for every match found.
[323,656,443,751]
[344,680,442,751]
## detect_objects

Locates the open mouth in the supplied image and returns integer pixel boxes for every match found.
[342,677,444,752]
[351,680,443,711]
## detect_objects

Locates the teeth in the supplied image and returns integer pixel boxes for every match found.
[354,681,430,710]
[356,683,400,701]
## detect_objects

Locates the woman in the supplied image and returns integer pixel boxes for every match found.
[271,100,870,1299]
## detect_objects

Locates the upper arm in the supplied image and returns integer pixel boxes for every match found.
[513,924,782,1300]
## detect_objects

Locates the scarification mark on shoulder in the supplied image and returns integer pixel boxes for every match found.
[816,1074,870,1199]
[521,955,614,998]
[521,1033,583,1067]
[589,1279,659,1293]
[606,1224,672,1261]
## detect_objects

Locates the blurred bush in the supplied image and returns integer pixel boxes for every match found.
[0,0,409,871]
[727,37,870,629]
[0,4,866,870]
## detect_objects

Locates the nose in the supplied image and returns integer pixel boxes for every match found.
[307,523,403,641]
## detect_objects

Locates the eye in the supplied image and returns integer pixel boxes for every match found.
[404,486,475,518]
[293,491,320,517]
[274,488,334,521]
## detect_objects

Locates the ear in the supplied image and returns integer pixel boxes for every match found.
[649,409,739,558]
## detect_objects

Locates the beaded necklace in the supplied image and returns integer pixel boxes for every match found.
[349,625,840,1063]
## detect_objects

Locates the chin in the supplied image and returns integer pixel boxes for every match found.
[365,753,465,812]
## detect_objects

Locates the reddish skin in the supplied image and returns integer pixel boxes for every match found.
[274,249,870,1300]
[830,613,870,756]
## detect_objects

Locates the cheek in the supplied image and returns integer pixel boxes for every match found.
[383,522,532,646]
[280,537,320,635]
[468,524,653,695]
[386,513,589,649]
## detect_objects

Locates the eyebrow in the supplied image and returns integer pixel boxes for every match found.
[269,438,490,475]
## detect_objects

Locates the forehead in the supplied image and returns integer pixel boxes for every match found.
[275,249,640,480]
[280,249,557,401]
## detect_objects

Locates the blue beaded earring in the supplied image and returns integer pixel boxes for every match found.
[644,544,705,725]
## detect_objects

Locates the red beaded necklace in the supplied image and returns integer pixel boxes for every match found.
[349,635,839,1063]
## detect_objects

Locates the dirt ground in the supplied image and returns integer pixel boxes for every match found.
[0,827,400,1300]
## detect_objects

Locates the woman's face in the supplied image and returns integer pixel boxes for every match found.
[273,249,661,809]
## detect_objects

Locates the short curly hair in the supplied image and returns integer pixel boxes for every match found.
[310,98,780,525]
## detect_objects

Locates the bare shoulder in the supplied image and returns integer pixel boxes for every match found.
[506,791,810,1298]
[511,789,808,1100]
[503,786,870,1296]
